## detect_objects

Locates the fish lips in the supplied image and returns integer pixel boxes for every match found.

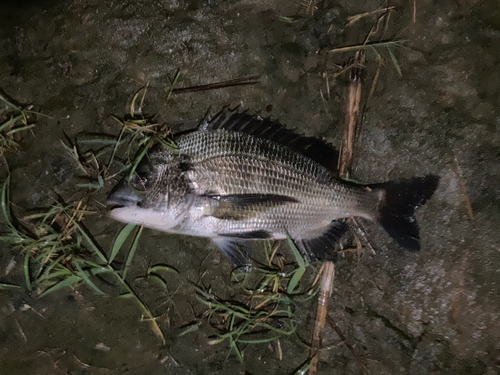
[107,184,144,225]
[107,181,141,208]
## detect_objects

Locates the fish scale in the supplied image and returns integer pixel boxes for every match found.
[152,129,376,240]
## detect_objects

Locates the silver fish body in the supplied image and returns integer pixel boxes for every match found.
[109,109,439,266]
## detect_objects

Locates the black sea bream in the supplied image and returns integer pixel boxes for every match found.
[108,109,439,267]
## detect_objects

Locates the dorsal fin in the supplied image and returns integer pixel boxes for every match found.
[200,107,339,173]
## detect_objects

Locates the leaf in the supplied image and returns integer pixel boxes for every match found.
[23,250,32,291]
[73,259,106,296]
[286,236,306,294]
[7,124,35,135]
[122,225,143,279]
[387,47,403,77]
[0,282,22,290]
[38,275,82,298]
[179,321,202,336]
[0,114,24,132]
[109,223,136,265]
[148,264,179,275]
[73,221,108,263]
[166,69,181,101]
[0,93,22,111]
[128,139,152,180]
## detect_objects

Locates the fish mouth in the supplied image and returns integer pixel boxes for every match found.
[107,182,141,208]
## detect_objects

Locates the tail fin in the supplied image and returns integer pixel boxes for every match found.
[370,175,439,250]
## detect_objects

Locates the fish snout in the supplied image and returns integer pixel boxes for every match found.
[107,183,141,207]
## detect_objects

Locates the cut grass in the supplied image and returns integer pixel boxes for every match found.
[0,93,36,157]
[186,240,317,362]
[0,176,169,344]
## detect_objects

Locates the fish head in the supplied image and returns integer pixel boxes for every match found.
[107,156,189,231]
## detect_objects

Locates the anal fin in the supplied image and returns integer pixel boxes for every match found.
[294,221,350,261]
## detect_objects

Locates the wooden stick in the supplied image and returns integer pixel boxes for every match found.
[338,51,365,178]
[309,51,367,375]
[308,261,335,375]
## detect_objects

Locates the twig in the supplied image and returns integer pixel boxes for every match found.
[346,6,396,27]
[453,154,473,220]
[338,51,365,178]
[326,316,370,375]
[309,50,371,375]
[308,261,335,375]
[327,40,405,55]
[171,76,260,95]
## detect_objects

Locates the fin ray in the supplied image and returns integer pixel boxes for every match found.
[370,175,440,250]
[212,237,252,269]
[294,220,350,261]
[203,107,339,173]
[208,193,299,220]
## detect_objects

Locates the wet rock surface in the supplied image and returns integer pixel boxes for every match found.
[0,0,499,374]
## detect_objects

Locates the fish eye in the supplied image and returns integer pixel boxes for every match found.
[130,172,149,191]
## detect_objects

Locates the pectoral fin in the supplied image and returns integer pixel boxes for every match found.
[208,194,299,220]
[212,237,252,270]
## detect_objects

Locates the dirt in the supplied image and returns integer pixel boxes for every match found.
[0,0,499,374]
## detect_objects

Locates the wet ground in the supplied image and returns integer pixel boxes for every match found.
[1,0,500,374]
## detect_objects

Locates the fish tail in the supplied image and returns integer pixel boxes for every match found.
[370,175,439,250]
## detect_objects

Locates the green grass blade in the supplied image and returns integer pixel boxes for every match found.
[7,124,36,134]
[122,225,143,279]
[147,274,168,289]
[0,114,24,132]
[237,336,282,344]
[37,254,66,280]
[109,223,136,265]
[23,250,32,291]
[387,47,403,77]
[73,258,106,296]
[128,139,152,180]
[0,93,22,111]
[166,69,181,101]
[179,321,202,336]
[107,125,126,170]
[37,267,74,283]
[148,264,179,275]
[286,236,306,294]
[75,183,102,190]
[1,175,16,233]
[38,275,82,298]
[72,221,108,263]
[112,272,165,344]
[0,282,22,290]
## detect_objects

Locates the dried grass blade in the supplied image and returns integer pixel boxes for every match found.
[171,75,260,95]
[116,275,165,344]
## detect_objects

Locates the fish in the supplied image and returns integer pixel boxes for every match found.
[108,108,439,268]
